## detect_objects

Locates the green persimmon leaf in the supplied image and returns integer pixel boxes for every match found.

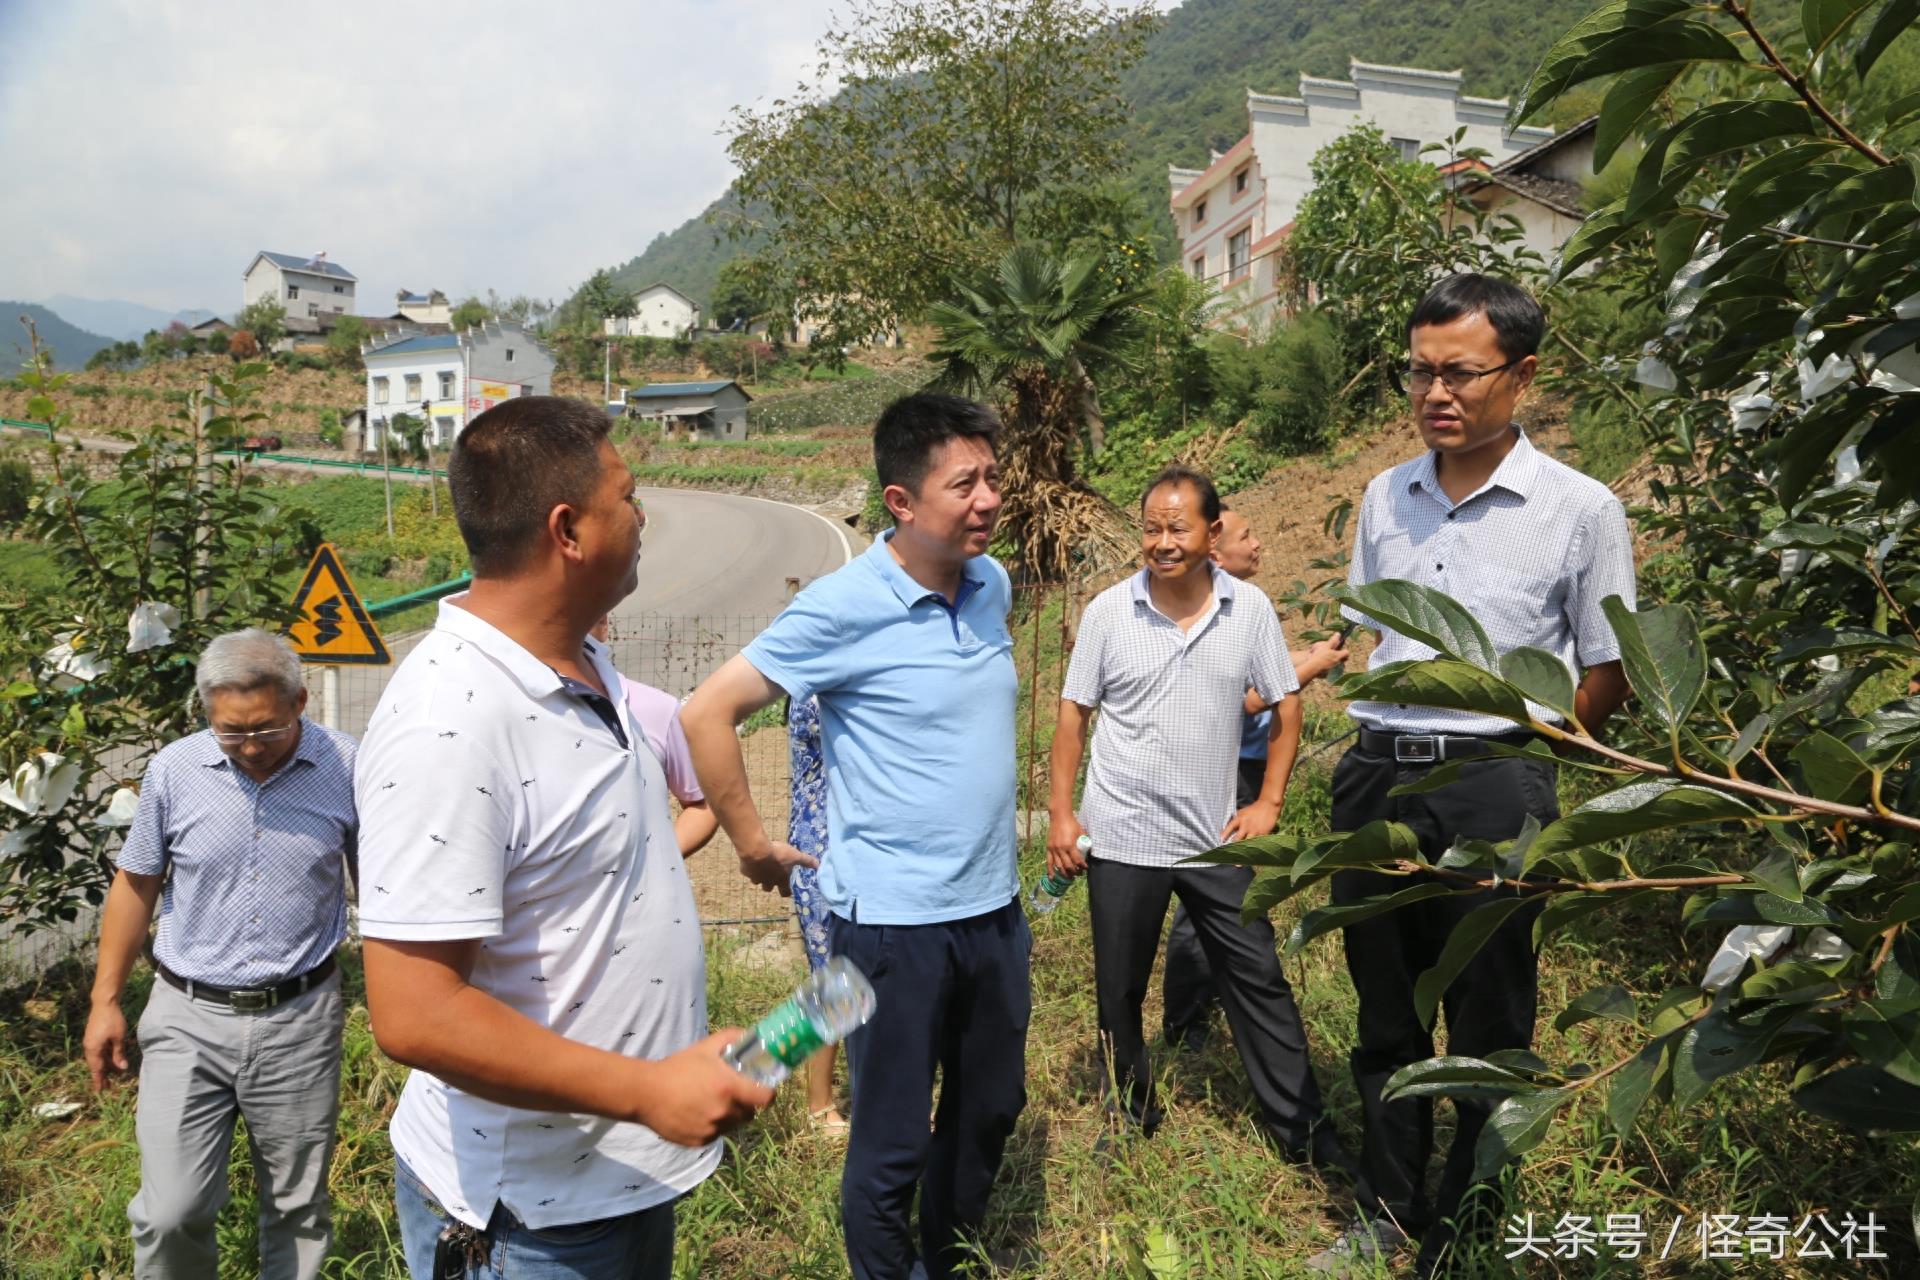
[1383,1056,1535,1103]
[1414,897,1533,1029]
[1284,881,1459,957]
[1472,1087,1575,1183]
[1332,580,1500,672]
[1500,647,1578,722]
[1555,984,1640,1033]
[1603,595,1705,729]
[1795,1063,1920,1131]
[1338,658,1534,726]
[1526,782,1756,868]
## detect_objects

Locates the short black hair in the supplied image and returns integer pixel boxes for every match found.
[1141,465,1221,522]
[449,396,612,577]
[1407,273,1544,361]
[873,393,1000,510]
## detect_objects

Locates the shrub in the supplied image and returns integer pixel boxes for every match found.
[1208,314,1344,455]
[0,455,33,526]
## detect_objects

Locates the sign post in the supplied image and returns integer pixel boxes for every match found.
[286,543,391,728]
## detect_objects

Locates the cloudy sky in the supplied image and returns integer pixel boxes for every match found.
[0,0,867,315]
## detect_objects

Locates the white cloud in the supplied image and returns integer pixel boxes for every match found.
[0,0,840,313]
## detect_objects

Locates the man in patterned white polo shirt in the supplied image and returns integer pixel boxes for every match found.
[1048,466,1353,1174]
[84,627,358,1280]
[1310,274,1634,1279]
[356,396,771,1279]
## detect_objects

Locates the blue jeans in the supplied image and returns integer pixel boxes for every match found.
[394,1156,674,1279]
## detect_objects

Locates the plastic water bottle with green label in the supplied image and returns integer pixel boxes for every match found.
[1031,834,1093,914]
[722,956,876,1087]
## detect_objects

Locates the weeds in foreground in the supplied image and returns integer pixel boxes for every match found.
[2,762,1913,1275]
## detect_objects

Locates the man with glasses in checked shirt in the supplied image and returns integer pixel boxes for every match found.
[1309,274,1634,1278]
[84,627,358,1280]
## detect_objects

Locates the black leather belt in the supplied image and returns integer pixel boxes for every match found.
[1357,727,1540,765]
[158,954,336,1012]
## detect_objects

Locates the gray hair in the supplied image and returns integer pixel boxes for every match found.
[195,628,304,708]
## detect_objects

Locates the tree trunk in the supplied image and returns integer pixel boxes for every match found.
[1067,352,1107,455]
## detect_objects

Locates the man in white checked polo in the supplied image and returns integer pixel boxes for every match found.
[356,396,769,1280]
[84,627,358,1280]
[1047,466,1354,1174]
[1310,274,1634,1279]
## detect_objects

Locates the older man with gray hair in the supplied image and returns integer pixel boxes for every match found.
[83,627,359,1280]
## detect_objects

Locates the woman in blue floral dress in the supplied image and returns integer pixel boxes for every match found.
[788,695,846,1134]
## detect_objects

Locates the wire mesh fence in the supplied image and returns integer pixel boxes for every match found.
[1,582,1097,985]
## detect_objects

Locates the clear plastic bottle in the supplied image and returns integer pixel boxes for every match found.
[1031,834,1093,914]
[722,956,877,1086]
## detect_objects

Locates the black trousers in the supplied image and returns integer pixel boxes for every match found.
[1161,757,1265,1039]
[1329,744,1557,1257]
[1089,854,1327,1150]
[830,901,1031,1280]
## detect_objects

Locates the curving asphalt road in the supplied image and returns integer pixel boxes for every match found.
[326,485,856,733]
[617,486,854,623]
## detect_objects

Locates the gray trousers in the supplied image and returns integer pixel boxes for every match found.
[128,965,345,1280]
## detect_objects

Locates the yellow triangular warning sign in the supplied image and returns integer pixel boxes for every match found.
[286,543,391,665]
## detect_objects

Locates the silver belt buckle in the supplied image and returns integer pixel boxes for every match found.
[1394,734,1440,764]
[230,988,273,1012]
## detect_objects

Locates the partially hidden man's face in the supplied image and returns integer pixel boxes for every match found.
[1141,481,1219,583]
[893,434,1002,558]
[208,685,307,779]
[578,438,644,606]
[1212,509,1261,580]
[1408,308,1536,458]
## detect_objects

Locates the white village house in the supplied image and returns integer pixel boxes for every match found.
[244,251,356,325]
[617,380,751,441]
[1169,59,1571,331]
[604,283,701,339]
[360,322,555,450]
[394,289,452,325]
[1450,116,1598,266]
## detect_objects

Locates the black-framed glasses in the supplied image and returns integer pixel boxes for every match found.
[209,722,299,747]
[1392,358,1524,396]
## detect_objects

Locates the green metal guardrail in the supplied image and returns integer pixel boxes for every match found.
[1,419,445,479]
[366,574,472,620]
[5,417,467,620]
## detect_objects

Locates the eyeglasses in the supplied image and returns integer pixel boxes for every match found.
[1393,358,1524,396]
[209,722,299,747]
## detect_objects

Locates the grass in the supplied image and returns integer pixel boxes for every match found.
[5,751,1914,1277]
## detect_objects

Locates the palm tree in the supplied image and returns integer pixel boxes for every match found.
[930,245,1148,581]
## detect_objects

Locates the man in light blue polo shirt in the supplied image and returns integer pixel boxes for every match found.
[683,393,1025,1280]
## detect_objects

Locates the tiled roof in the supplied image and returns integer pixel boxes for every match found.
[365,333,461,358]
[1490,115,1598,176]
[257,251,356,282]
[625,379,750,401]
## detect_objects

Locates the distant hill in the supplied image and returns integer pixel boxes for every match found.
[594,0,1597,312]
[606,190,757,323]
[43,294,220,342]
[1,303,114,372]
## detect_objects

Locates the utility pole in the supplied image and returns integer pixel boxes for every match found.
[379,414,395,537]
[194,380,214,619]
[604,334,612,406]
[422,400,437,517]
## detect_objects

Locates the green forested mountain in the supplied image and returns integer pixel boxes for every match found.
[1,303,114,373]
[603,0,1599,310]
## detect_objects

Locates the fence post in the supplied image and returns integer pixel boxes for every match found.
[320,666,340,729]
